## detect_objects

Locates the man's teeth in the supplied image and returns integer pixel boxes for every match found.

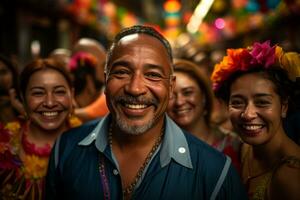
[242,125,263,130]
[42,112,58,117]
[125,104,147,109]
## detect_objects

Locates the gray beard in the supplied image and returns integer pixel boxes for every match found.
[115,113,155,135]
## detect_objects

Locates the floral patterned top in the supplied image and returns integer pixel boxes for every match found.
[0,117,81,200]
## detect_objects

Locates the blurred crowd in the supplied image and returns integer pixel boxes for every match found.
[0,25,299,199]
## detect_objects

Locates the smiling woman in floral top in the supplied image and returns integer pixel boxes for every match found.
[0,58,81,199]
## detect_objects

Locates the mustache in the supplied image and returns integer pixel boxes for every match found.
[114,95,159,106]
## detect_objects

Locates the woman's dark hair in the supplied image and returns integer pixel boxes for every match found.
[173,59,214,125]
[216,65,295,113]
[0,54,19,95]
[20,58,73,99]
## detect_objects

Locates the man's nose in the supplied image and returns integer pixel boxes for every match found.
[124,73,147,96]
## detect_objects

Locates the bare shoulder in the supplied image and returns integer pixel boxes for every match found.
[269,156,300,200]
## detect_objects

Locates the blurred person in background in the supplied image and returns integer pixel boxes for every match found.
[0,58,81,199]
[211,41,300,199]
[49,48,71,70]
[0,54,20,123]
[211,97,235,135]
[168,59,241,171]
[68,51,102,107]
[72,38,109,121]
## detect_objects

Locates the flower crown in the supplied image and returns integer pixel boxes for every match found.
[68,51,98,72]
[211,41,286,92]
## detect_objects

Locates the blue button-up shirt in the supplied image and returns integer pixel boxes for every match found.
[46,115,247,200]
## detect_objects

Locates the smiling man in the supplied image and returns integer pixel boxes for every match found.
[46,25,247,200]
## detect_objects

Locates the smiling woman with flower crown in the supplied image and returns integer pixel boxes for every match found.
[0,58,81,199]
[211,41,300,200]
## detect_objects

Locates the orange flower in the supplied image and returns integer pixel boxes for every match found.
[211,41,284,93]
[68,115,82,128]
[211,48,252,91]
[5,121,21,134]
[22,154,49,179]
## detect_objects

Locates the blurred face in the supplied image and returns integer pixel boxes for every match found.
[228,73,287,146]
[211,98,229,125]
[168,72,205,127]
[24,69,73,132]
[105,34,175,135]
[0,60,13,95]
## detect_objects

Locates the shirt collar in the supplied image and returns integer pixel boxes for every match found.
[160,115,193,169]
[78,114,193,169]
[78,115,110,152]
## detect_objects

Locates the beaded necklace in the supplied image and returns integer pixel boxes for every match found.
[99,124,164,200]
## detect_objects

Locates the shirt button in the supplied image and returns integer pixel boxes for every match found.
[91,133,96,138]
[178,147,186,154]
[113,169,119,175]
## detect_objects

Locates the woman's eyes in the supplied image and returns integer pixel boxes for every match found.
[30,89,67,96]
[182,90,194,96]
[229,99,271,108]
[229,100,245,107]
[31,91,44,96]
[55,89,67,95]
[255,100,271,107]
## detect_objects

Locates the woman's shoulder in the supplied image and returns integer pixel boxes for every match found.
[270,156,300,200]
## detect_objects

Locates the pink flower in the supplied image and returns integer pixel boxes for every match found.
[68,51,97,72]
[211,40,282,93]
[250,40,276,68]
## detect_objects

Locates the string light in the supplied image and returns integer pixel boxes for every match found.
[187,0,215,33]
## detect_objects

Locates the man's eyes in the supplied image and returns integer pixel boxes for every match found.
[111,69,130,77]
[110,70,165,81]
[145,72,164,80]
